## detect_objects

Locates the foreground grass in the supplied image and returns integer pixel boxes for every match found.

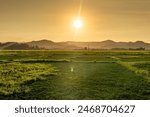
[133,62,150,77]
[1,62,150,100]
[0,62,57,95]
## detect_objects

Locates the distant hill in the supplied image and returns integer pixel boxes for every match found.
[27,39,80,50]
[27,40,55,49]
[0,39,150,50]
[0,42,38,50]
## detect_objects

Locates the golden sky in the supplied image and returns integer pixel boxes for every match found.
[0,0,150,42]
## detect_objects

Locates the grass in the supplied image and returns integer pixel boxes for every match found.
[133,62,150,77]
[0,62,57,96]
[0,50,150,100]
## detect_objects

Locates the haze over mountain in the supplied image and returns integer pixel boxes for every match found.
[0,39,150,50]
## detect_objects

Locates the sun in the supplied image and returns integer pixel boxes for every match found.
[73,18,83,29]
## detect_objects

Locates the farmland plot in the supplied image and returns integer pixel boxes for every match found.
[0,50,150,100]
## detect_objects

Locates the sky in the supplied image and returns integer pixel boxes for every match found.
[0,0,150,42]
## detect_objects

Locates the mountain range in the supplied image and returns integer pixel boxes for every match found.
[0,39,150,50]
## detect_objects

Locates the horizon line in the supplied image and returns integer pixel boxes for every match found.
[0,39,150,44]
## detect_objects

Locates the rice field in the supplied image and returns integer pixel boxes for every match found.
[0,50,150,100]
